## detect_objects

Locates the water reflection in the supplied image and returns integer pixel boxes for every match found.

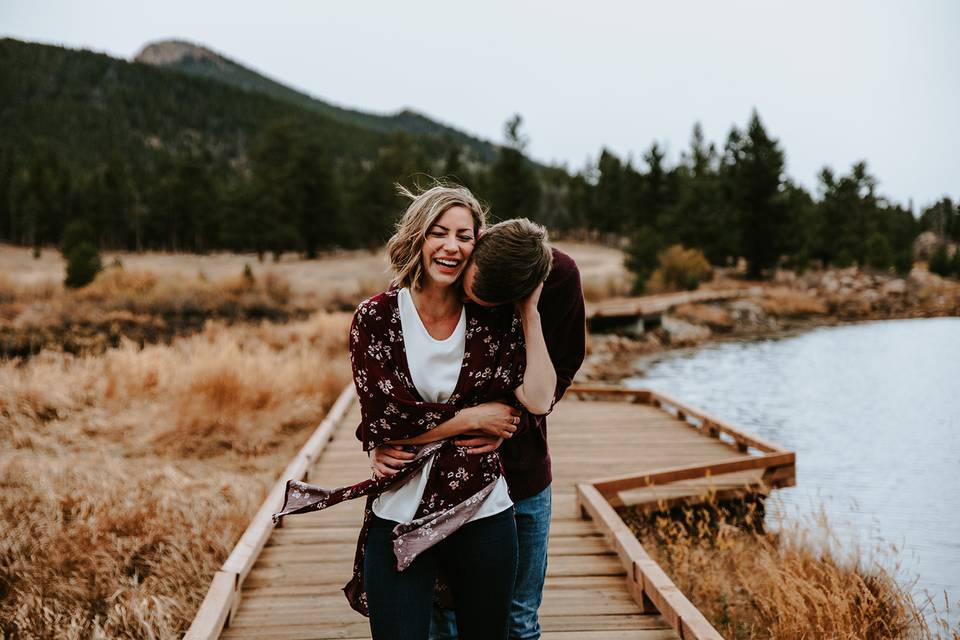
[624,317,960,613]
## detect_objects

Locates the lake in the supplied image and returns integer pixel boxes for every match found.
[623,317,960,617]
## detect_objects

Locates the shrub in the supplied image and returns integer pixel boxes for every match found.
[64,241,103,289]
[929,244,951,277]
[893,251,913,275]
[865,233,893,270]
[834,248,855,268]
[651,245,713,292]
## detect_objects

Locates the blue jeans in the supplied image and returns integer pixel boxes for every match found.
[431,485,552,640]
[366,508,518,640]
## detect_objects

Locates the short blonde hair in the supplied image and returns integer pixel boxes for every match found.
[386,183,487,289]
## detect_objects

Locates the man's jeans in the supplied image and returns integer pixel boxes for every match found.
[431,485,552,640]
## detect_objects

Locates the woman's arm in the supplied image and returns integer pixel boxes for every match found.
[370,401,521,476]
[513,283,557,415]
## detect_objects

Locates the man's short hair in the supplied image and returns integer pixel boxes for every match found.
[471,218,553,304]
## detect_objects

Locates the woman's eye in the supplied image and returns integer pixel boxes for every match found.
[458,236,474,242]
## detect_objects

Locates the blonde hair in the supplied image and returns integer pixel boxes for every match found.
[386,182,487,289]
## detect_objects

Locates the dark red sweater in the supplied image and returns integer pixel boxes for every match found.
[500,247,586,500]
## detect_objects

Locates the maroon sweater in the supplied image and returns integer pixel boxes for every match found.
[501,247,585,500]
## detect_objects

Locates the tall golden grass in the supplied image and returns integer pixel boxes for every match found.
[0,312,352,638]
[625,498,959,639]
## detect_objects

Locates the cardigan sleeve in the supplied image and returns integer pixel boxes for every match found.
[350,296,459,452]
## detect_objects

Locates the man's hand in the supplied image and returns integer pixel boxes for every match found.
[461,402,522,439]
[515,281,544,316]
[369,444,415,478]
[454,434,505,455]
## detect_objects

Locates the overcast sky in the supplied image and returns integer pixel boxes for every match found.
[3,1,958,209]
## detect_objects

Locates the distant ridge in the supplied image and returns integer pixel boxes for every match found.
[134,39,499,163]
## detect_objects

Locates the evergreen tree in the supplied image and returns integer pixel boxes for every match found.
[487,114,541,222]
[723,111,791,278]
[667,123,731,264]
[624,226,665,293]
[60,220,101,288]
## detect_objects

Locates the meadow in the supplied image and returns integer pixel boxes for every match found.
[2,242,957,638]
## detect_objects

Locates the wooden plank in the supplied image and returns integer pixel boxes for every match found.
[649,389,783,453]
[591,451,795,502]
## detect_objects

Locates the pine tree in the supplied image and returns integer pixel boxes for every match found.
[723,111,790,278]
[487,114,541,222]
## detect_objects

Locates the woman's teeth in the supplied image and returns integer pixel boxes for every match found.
[435,258,459,268]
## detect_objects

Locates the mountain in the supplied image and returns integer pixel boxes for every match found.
[0,37,391,169]
[134,39,499,163]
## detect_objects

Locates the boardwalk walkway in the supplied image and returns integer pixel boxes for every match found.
[190,386,795,640]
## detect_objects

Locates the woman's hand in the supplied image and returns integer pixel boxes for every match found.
[460,402,521,439]
[454,434,505,455]
[369,444,416,478]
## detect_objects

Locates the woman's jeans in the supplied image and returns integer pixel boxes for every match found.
[364,507,518,640]
[431,485,552,640]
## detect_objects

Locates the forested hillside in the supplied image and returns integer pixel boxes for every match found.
[134,39,499,163]
[1,37,957,279]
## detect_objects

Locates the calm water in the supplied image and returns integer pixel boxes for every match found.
[624,317,960,614]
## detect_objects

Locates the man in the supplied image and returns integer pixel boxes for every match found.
[370,218,586,639]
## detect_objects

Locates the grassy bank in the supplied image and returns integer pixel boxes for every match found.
[624,498,959,639]
[0,313,351,638]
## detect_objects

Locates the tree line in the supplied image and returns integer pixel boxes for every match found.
[1,38,957,282]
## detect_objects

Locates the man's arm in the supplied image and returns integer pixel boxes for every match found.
[459,250,585,453]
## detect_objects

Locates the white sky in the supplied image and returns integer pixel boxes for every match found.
[3,0,958,210]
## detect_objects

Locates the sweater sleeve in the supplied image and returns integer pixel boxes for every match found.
[514,249,585,432]
[350,297,459,451]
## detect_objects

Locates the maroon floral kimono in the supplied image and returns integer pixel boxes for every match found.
[272,289,526,615]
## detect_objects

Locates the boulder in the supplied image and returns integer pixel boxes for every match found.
[661,315,711,345]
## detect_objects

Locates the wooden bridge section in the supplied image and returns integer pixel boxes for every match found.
[586,287,762,335]
[187,385,795,640]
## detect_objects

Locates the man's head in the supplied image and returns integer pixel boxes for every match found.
[463,218,553,306]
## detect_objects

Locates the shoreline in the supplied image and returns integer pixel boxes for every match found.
[580,266,960,382]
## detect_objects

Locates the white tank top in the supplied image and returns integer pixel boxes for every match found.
[371,287,513,523]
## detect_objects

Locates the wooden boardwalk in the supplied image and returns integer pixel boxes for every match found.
[188,386,795,640]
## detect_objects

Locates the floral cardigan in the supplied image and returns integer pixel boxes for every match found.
[272,289,525,615]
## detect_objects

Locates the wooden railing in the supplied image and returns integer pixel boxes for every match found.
[570,383,796,640]
[184,385,356,640]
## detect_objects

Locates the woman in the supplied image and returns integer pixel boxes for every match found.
[272,183,556,639]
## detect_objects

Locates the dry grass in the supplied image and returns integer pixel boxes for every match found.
[0,312,352,638]
[625,498,959,639]
[760,287,829,317]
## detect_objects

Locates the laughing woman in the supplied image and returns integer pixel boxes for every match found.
[272,183,556,640]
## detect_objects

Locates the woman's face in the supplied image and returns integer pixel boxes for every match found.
[420,205,476,289]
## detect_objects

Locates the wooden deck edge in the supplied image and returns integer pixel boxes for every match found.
[586,287,765,320]
[568,383,785,454]
[573,388,796,640]
[591,451,796,504]
[184,383,356,640]
[576,484,724,640]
